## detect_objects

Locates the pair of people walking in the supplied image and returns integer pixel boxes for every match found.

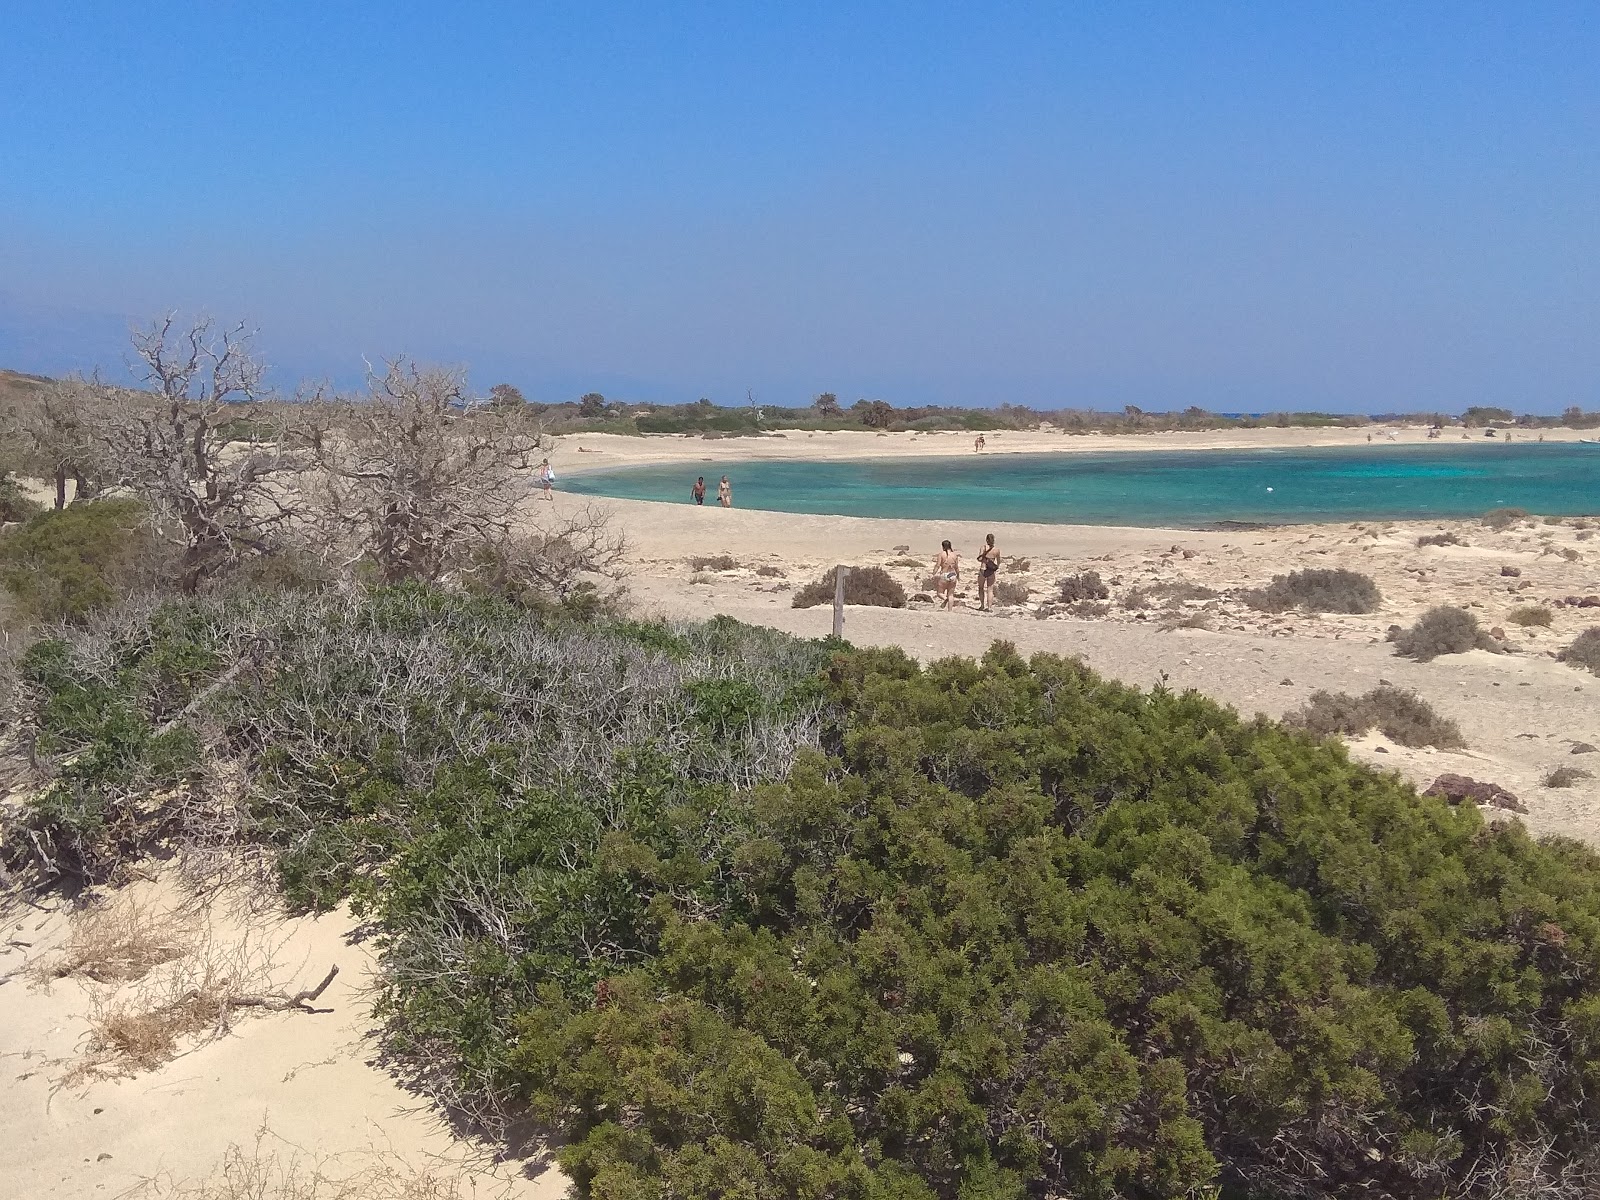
[932,533,1000,610]
[692,475,732,507]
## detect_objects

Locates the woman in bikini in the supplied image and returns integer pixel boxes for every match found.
[717,475,732,507]
[976,533,999,610]
[933,540,960,610]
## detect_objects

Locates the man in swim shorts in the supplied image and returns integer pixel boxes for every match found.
[692,476,706,505]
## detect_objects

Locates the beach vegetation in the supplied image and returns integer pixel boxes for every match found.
[1242,567,1382,614]
[994,580,1030,606]
[1483,507,1531,531]
[1123,581,1219,609]
[688,554,740,572]
[0,474,42,523]
[792,565,907,609]
[1558,627,1600,676]
[1065,598,1111,617]
[1507,605,1554,627]
[1416,531,1464,547]
[9,601,1600,1197]
[0,498,162,625]
[1056,570,1109,603]
[1546,767,1595,789]
[1390,606,1502,661]
[1286,684,1467,748]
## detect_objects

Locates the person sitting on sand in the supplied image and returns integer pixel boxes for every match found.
[718,475,732,507]
[933,540,960,610]
[692,476,706,505]
[976,533,999,610]
[537,458,555,500]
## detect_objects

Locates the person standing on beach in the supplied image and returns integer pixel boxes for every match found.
[718,475,732,507]
[537,458,555,500]
[933,540,960,609]
[976,533,999,610]
[692,476,706,505]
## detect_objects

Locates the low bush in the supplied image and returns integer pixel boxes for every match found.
[1123,581,1218,610]
[1507,605,1554,627]
[1065,599,1110,617]
[0,475,43,523]
[1558,627,1600,675]
[755,565,785,578]
[1545,766,1595,788]
[1056,570,1109,602]
[1390,606,1501,661]
[688,554,739,572]
[0,499,163,624]
[886,557,925,569]
[1416,531,1464,547]
[994,579,1030,606]
[1286,684,1466,748]
[791,565,907,609]
[1484,507,1530,530]
[1242,567,1381,614]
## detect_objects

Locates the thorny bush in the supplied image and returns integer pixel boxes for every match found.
[1242,567,1381,614]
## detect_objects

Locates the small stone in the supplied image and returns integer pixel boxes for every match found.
[1573,743,1597,755]
[98,1154,112,1162]
[1424,773,1527,813]
[1501,565,1521,577]
[1489,626,1506,640]
[1374,746,1388,754]
[1181,548,1195,559]
[1280,678,1293,686]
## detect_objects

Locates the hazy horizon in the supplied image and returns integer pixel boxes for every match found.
[3,4,1596,413]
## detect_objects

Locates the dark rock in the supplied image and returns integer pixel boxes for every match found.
[1280,678,1293,686]
[1501,565,1522,577]
[1424,773,1527,813]
[1489,626,1507,640]
[910,593,934,603]
[1374,746,1388,753]
[1573,742,1598,755]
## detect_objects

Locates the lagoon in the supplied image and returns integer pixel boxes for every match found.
[565,443,1600,527]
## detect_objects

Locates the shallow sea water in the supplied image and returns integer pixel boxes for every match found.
[566,443,1600,528]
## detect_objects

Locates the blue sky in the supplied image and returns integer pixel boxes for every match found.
[2,3,1596,412]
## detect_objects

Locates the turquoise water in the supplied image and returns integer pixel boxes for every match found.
[565,443,1600,527]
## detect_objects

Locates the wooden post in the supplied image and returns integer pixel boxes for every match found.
[833,566,849,638]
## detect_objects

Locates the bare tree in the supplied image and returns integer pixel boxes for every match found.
[312,360,550,583]
[73,315,309,590]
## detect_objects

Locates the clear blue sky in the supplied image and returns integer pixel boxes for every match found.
[2,2,1596,412]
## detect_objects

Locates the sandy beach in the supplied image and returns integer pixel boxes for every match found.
[4,424,1598,1198]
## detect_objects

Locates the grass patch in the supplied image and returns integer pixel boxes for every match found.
[1286,685,1467,748]
[1123,581,1219,610]
[1416,531,1464,547]
[1507,606,1554,627]
[1242,567,1382,614]
[36,894,194,985]
[792,565,907,609]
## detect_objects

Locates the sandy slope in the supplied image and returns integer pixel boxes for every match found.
[0,879,566,1199]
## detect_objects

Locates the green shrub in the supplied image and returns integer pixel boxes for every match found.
[0,475,43,523]
[1507,605,1554,627]
[1287,684,1466,748]
[1558,627,1600,675]
[1056,570,1108,603]
[0,499,161,624]
[1243,567,1381,614]
[792,565,906,609]
[1390,606,1500,661]
[1484,507,1531,530]
[1416,531,1464,547]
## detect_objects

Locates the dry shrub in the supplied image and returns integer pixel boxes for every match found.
[792,565,907,609]
[1057,571,1109,603]
[66,923,330,1082]
[1507,606,1553,627]
[688,554,739,572]
[129,1137,474,1200]
[1287,685,1466,749]
[1243,568,1381,614]
[1389,606,1501,661]
[1065,599,1110,618]
[994,580,1031,606]
[1558,627,1600,676]
[1161,612,1213,632]
[886,557,924,568]
[38,893,195,985]
[1416,531,1464,547]
[1124,581,1217,610]
[1545,767,1595,789]
[1483,507,1530,530]
[755,565,785,577]
[1010,557,1031,572]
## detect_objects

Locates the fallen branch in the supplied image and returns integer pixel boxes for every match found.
[226,963,340,1014]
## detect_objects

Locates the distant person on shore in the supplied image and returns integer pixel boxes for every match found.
[933,540,960,610]
[537,458,555,500]
[976,533,999,610]
[718,475,732,507]
[974,434,986,451]
[692,476,706,505]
